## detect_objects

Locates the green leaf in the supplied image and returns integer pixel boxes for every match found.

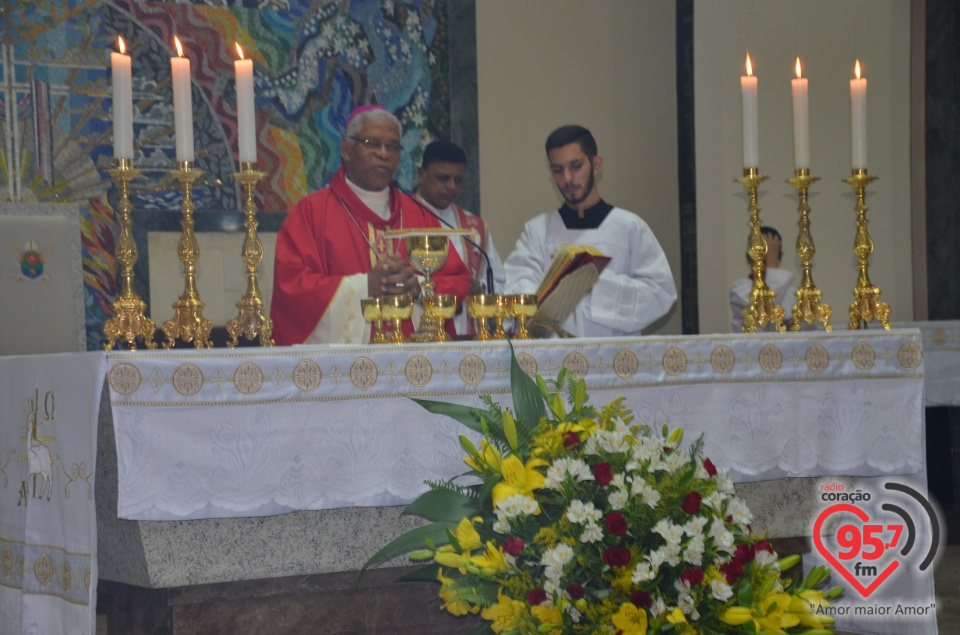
[401,488,480,523]
[503,410,518,452]
[509,341,546,436]
[737,579,754,606]
[397,563,441,582]
[411,398,489,435]
[573,379,586,412]
[360,522,457,574]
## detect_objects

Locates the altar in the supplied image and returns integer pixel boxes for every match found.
[0,330,936,634]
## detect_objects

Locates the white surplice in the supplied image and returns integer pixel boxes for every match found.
[729,267,798,332]
[503,207,677,337]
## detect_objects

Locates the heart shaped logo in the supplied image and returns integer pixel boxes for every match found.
[813,503,900,597]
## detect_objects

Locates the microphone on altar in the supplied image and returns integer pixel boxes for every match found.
[394,181,497,295]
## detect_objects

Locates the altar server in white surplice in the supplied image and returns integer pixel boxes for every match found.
[503,125,677,337]
[729,226,797,332]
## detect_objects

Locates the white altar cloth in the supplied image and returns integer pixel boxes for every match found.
[106,330,926,521]
[895,320,960,406]
[0,352,106,635]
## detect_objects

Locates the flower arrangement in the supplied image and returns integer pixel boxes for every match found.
[364,350,842,634]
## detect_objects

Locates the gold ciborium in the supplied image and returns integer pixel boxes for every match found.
[509,294,538,339]
[382,293,413,344]
[405,233,450,342]
[469,294,500,341]
[425,293,457,342]
[361,297,387,344]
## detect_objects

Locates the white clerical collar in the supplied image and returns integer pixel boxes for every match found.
[345,176,390,219]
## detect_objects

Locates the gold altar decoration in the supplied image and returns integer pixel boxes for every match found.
[226,163,274,347]
[361,297,387,344]
[736,168,785,333]
[844,169,891,330]
[162,161,212,348]
[382,293,413,344]
[786,169,832,332]
[402,231,449,342]
[424,293,457,342]
[102,158,157,350]
[509,294,538,340]
[468,294,498,341]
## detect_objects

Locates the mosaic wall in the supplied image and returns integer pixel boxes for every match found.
[0,0,458,349]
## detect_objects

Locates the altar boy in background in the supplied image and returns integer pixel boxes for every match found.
[416,140,506,335]
[729,226,797,332]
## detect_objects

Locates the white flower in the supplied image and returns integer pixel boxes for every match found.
[493,516,510,534]
[654,520,684,545]
[755,549,779,567]
[709,518,736,552]
[662,542,682,566]
[664,451,688,473]
[711,579,734,601]
[650,596,667,617]
[566,606,582,623]
[702,491,725,510]
[608,489,628,510]
[684,535,705,566]
[544,457,593,489]
[496,493,538,519]
[566,500,601,524]
[694,462,710,480]
[542,543,574,568]
[631,561,655,583]
[716,471,735,494]
[726,498,754,526]
[648,548,665,569]
[580,522,603,543]
[684,516,708,536]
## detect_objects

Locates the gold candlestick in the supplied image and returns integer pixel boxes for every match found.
[162,161,212,348]
[844,169,891,330]
[102,158,158,350]
[226,163,274,347]
[736,168,785,333]
[787,168,832,332]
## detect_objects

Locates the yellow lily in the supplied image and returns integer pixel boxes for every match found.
[435,516,484,574]
[470,539,509,577]
[481,589,527,633]
[437,568,480,616]
[530,604,563,634]
[491,454,548,509]
[464,438,502,473]
[611,602,648,635]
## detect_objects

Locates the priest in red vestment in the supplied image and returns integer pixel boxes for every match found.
[270,106,470,345]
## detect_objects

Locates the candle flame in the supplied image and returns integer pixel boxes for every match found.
[174,36,184,58]
[795,57,802,79]
[855,59,861,80]
[235,42,245,60]
[745,53,753,77]
[118,36,126,55]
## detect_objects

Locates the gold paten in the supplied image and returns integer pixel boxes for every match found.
[162,161,212,348]
[736,168,785,333]
[103,158,158,350]
[844,169,890,330]
[786,168,832,332]
[226,163,274,347]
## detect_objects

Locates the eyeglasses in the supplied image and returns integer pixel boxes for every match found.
[350,136,403,156]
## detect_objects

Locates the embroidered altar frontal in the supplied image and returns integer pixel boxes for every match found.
[106,330,925,521]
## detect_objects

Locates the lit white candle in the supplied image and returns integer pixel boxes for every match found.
[171,36,194,162]
[850,59,867,170]
[234,43,256,164]
[111,36,133,160]
[791,57,809,170]
[740,53,759,169]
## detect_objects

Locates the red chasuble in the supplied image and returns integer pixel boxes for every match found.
[271,167,470,345]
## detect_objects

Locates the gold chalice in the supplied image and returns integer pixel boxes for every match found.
[405,233,450,342]
[381,293,413,344]
[469,294,499,341]
[509,294,538,339]
[360,297,387,344]
[425,293,457,342]
[493,294,509,339]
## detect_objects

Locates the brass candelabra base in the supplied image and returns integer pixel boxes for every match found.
[787,169,832,332]
[102,159,157,350]
[226,164,274,347]
[844,169,890,330]
[736,168,784,333]
[162,161,212,349]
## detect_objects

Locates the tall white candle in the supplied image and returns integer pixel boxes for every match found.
[235,43,256,164]
[791,57,810,170]
[111,36,133,160]
[171,36,194,162]
[740,53,759,169]
[850,59,867,170]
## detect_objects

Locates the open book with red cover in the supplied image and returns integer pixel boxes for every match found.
[530,243,611,336]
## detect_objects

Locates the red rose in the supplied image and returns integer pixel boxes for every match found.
[703,458,717,476]
[753,540,775,555]
[720,561,744,583]
[563,431,581,450]
[527,587,547,605]
[592,462,613,487]
[503,536,525,557]
[566,583,585,600]
[602,546,631,568]
[605,512,628,536]
[732,544,755,566]
[630,590,652,608]
[680,567,704,587]
[681,491,702,515]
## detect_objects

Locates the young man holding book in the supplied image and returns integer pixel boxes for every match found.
[503,125,677,337]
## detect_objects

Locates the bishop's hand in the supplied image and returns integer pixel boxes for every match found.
[369,255,422,299]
